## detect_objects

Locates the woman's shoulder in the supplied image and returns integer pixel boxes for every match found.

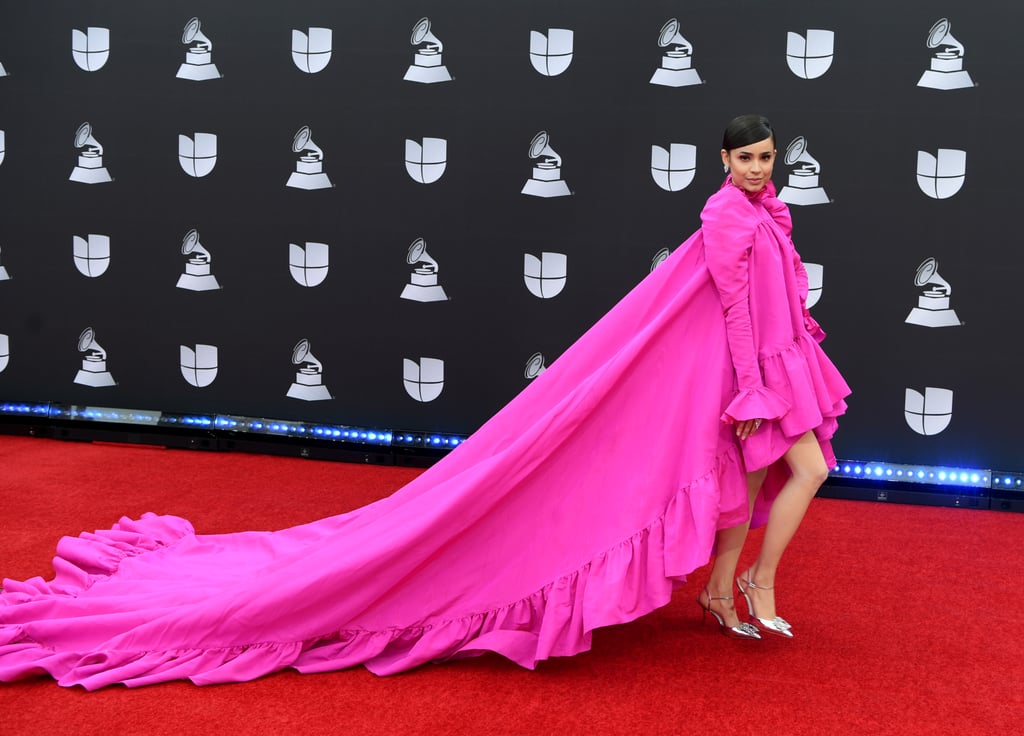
[701,184,756,225]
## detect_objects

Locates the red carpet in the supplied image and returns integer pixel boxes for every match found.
[1,435,1021,735]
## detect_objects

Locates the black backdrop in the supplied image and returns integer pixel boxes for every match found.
[0,1,1021,471]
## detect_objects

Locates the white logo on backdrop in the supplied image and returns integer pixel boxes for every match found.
[0,129,5,166]
[0,246,10,280]
[403,357,444,402]
[74,327,116,387]
[786,29,834,79]
[405,137,447,184]
[905,257,961,328]
[404,17,452,83]
[73,234,110,277]
[916,149,966,199]
[178,133,217,177]
[0,333,8,373]
[804,263,824,308]
[176,17,221,81]
[524,252,567,298]
[401,237,449,302]
[69,122,112,183]
[292,28,332,73]
[72,27,110,72]
[180,344,218,388]
[651,247,671,272]
[289,242,330,287]
[530,28,574,76]
[905,387,954,436]
[0,60,7,77]
[777,136,830,205]
[524,352,547,380]
[522,131,571,197]
[176,229,221,291]
[287,339,333,401]
[287,126,333,189]
[918,18,974,90]
[651,143,697,191]
[650,18,702,87]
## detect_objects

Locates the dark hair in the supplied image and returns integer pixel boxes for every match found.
[722,114,775,151]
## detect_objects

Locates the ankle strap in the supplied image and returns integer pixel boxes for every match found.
[745,576,774,591]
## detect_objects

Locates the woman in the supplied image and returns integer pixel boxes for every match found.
[0,116,848,689]
[695,114,849,639]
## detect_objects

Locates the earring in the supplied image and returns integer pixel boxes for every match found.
[723,164,729,173]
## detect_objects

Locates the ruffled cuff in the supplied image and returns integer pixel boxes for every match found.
[803,309,826,343]
[720,386,791,424]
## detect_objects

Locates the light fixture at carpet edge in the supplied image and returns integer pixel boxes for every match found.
[392,431,467,449]
[217,414,394,446]
[831,459,991,490]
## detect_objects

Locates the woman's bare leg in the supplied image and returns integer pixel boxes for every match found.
[701,467,766,626]
[741,431,829,620]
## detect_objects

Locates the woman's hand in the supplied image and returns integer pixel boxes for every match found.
[735,418,763,441]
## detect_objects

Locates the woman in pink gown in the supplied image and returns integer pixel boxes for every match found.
[0,115,849,689]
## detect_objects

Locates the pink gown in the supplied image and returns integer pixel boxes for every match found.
[0,180,849,689]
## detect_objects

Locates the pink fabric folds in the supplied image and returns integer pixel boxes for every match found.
[0,182,849,689]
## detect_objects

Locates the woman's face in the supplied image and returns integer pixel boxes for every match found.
[721,136,775,193]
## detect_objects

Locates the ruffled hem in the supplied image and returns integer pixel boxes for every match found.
[0,446,748,690]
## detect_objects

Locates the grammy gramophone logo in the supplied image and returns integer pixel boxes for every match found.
[650,18,702,87]
[522,131,571,197]
[524,252,568,299]
[403,357,444,402]
[530,28,574,76]
[905,386,954,436]
[176,17,221,81]
[651,248,671,272]
[69,122,112,184]
[287,126,333,189]
[786,29,834,79]
[179,133,217,177]
[73,234,110,278]
[176,229,221,291]
[905,257,961,328]
[292,27,332,73]
[651,143,697,191]
[918,18,974,90]
[180,344,218,388]
[401,238,449,302]
[404,17,452,83]
[777,136,830,206]
[916,149,966,199]
[74,327,116,387]
[289,242,330,287]
[72,27,110,72]
[524,352,547,381]
[405,138,447,184]
[286,339,332,401]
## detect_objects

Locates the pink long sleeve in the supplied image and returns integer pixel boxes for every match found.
[702,188,790,424]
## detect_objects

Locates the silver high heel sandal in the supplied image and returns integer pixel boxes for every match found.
[697,587,761,640]
[736,572,794,639]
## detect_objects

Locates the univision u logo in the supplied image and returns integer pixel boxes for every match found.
[180,344,218,387]
[403,357,444,402]
[916,149,966,199]
[405,138,447,184]
[289,242,330,287]
[651,143,696,191]
[904,387,953,436]
[786,29,834,79]
[530,28,573,76]
[179,133,217,177]
[292,28,332,73]
[524,252,567,298]
[0,333,9,373]
[73,234,110,277]
[72,27,110,71]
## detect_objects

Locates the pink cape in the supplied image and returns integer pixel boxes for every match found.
[0,189,849,689]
